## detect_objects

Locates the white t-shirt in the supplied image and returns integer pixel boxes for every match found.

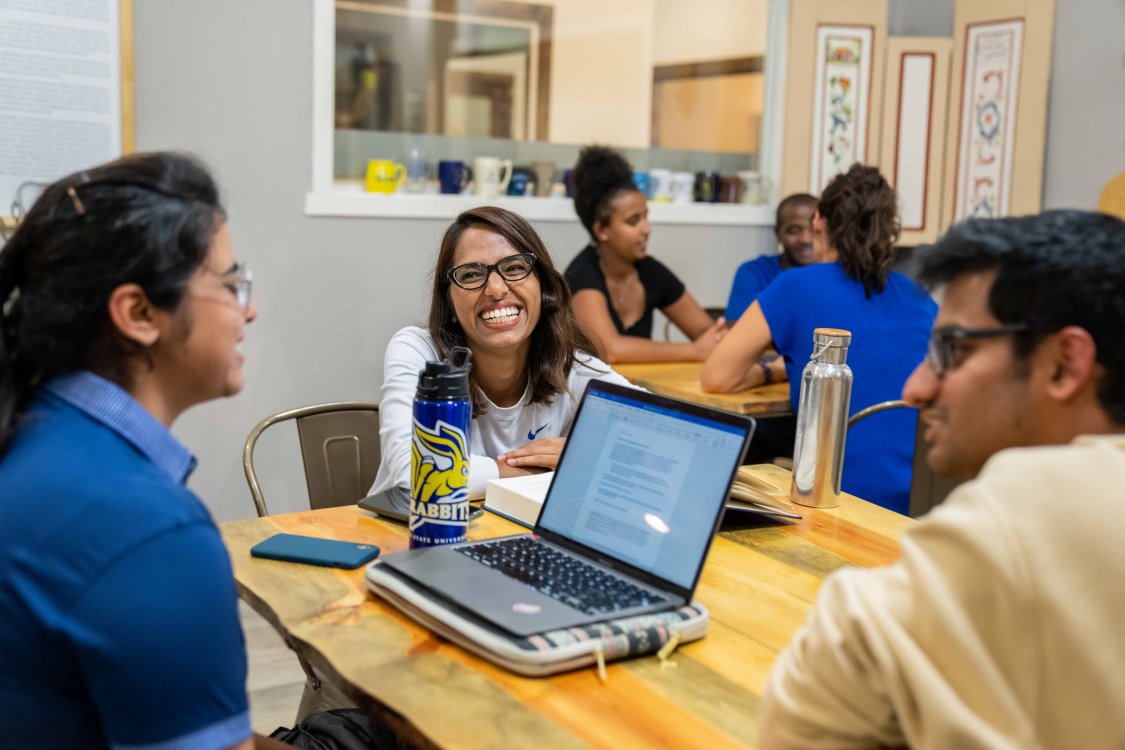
[369,326,633,499]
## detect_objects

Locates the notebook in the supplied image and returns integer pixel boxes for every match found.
[368,379,755,637]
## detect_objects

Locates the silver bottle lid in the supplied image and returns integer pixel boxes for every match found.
[811,328,851,364]
[813,327,851,347]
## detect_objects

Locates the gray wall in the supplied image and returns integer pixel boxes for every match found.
[133,0,771,521]
[1041,0,1125,209]
[135,0,1124,521]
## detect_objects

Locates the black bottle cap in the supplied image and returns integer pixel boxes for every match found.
[415,346,473,400]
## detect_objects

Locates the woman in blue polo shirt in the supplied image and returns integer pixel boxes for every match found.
[0,153,278,749]
[701,164,937,514]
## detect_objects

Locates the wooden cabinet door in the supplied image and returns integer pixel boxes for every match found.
[880,37,953,245]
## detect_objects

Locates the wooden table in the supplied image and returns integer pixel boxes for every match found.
[222,464,909,750]
[614,362,792,418]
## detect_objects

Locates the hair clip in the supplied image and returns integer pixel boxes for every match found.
[2,286,20,319]
[66,186,86,216]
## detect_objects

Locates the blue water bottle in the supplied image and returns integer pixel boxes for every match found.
[410,347,473,549]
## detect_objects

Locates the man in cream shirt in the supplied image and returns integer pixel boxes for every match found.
[759,210,1125,749]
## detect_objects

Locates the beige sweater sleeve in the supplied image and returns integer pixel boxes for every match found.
[758,481,1037,750]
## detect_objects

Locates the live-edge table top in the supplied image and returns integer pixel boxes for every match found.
[221,464,910,750]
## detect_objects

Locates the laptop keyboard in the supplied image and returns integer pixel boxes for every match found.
[457,536,667,616]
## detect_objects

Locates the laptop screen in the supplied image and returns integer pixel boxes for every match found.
[536,384,750,590]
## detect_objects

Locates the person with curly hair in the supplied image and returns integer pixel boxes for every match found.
[702,164,937,512]
[565,145,726,363]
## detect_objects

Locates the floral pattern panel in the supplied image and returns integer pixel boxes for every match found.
[809,25,873,194]
[953,19,1024,221]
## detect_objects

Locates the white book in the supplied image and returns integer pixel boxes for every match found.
[484,472,555,528]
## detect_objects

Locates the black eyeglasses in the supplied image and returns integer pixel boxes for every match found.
[926,323,1029,376]
[447,253,536,290]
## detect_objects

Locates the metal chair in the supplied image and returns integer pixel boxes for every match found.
[243,401,381,517]
[846,399,960,518]
[847,399,910,429]
[242,401,382,719]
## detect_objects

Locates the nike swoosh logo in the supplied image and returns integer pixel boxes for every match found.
[527,422,550,441]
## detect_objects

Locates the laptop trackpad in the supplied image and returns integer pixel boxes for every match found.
[392,551,589,636]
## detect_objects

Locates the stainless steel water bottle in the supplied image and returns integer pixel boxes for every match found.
[789,328,853,509]
[410,346,473,548]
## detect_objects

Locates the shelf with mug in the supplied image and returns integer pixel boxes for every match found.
[305,182,776,226]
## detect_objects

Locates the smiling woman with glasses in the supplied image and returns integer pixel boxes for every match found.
[369,205,634,503]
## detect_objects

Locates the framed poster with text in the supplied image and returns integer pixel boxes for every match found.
[1,0,134,230]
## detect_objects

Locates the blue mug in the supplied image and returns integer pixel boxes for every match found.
[507,168,531,196]
[563,168,576,198]
[632,171,650,198]
[438,160,472,194]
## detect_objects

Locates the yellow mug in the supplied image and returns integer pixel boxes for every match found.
[365,160,407,193]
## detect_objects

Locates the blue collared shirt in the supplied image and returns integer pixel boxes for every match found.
[1,371,251,750]
[44,370,198,485]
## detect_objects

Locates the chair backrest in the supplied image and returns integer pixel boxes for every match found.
[846,399,960,518]
[907,417,961,518]
[243,401,381,517]
[663,306,726,342]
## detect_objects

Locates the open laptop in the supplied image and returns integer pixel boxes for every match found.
[368,379,755,637]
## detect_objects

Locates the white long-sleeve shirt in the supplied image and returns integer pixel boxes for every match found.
[369,326,632,499]
[759,434,1125,750]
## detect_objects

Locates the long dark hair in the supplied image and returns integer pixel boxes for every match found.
[428,206,596,412]
[0,152,225,454]
[818,163,900,296]
[573,145,640,239]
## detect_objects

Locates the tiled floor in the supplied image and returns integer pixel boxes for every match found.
[240,602,307,735]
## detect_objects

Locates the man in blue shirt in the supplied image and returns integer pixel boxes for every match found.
[724,193,820,321]
[0,154,288,750]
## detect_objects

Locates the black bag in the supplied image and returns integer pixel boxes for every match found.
[270,708,398,750]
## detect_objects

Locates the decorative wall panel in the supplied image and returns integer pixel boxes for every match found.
[809,25,874,193]
[951,19,1024,220]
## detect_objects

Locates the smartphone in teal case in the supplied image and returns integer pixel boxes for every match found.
[250,533,381,569]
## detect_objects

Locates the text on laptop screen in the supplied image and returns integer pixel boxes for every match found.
[537,388,745,590]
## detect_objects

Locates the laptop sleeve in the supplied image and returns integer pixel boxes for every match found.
[364,561,709,677]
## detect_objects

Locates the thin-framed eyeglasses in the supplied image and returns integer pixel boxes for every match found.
[926,323,1029,377]
[447,253,536,290]
[202,263,253,312]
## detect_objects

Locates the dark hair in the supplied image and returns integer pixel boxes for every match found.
[573,145,641,238]
[428,206,597,412]
[818,164,900,296]
[0,152,226,453]
[776,192,818,227]
[919,210,1125,424]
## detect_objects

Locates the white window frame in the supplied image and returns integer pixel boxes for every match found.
[306,0,787,226]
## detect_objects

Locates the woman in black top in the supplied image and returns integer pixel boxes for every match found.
[565,146,726,363]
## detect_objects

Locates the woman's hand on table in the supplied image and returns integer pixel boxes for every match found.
[497,436,567,475]
[689,316,728,361]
